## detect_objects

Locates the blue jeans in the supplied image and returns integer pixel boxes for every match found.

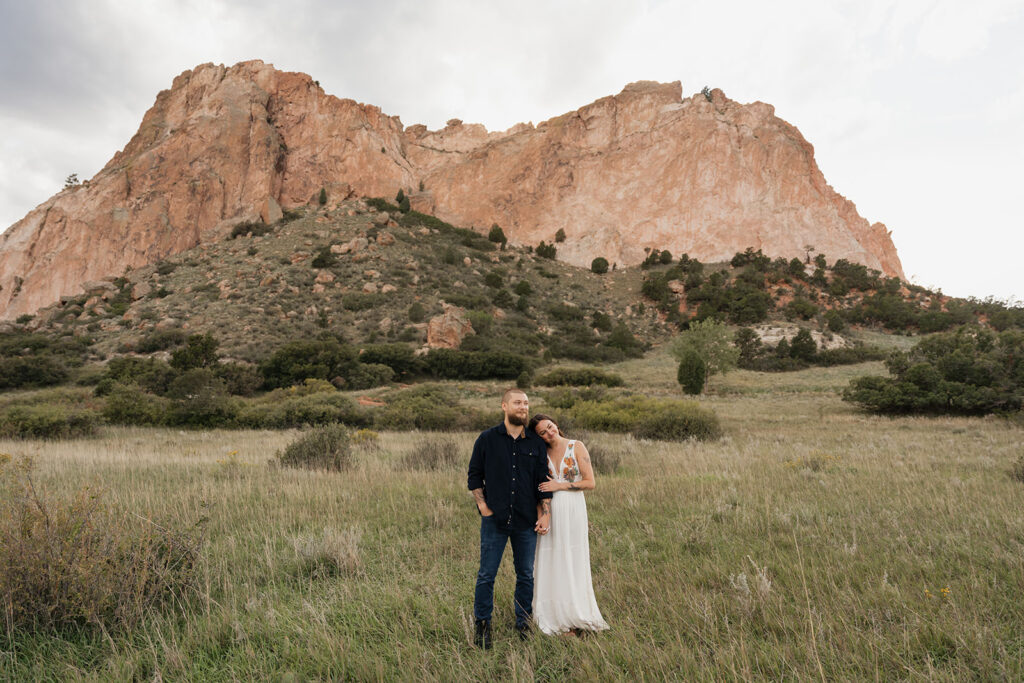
[473,516,537,627]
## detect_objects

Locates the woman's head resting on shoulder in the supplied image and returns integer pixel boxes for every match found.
[528,413,563,445]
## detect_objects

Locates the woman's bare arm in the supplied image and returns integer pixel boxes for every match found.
[564,441,596,491]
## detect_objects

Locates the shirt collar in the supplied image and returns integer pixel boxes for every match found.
[497,422,528,440]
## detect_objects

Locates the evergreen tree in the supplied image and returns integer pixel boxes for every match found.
[677,350,706,395]
[790,329,817,361]
[488,224,507,244]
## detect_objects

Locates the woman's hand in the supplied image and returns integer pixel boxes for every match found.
[538,478,563,493]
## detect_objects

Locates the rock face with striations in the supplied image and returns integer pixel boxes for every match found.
[0,61,903,319]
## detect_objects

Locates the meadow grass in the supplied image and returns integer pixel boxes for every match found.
[2,362,1023,680]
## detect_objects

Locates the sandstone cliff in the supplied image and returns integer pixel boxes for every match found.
[0,60,903,319]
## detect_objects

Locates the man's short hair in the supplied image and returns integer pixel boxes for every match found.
[502,388,527,404]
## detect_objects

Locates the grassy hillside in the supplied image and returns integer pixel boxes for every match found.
[20,200,668,364]
[2,356,1022,679]
[15,197,1020,371]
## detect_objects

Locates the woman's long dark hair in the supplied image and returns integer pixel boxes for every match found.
[528,413,564,437]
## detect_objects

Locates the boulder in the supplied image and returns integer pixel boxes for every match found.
[427,303,474,349]
[259,196,283,224]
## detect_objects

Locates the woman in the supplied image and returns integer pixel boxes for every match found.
[528,413,609,635]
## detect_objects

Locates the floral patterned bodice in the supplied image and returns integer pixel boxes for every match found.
[549,440,582,483]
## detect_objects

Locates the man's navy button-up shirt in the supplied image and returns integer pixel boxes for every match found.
[467,422,553,531]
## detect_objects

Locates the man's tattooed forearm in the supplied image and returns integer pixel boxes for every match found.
[471,488,486,504]
[540,500,551,514]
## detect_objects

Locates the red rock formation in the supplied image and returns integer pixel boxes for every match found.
[0,61,903,319]
[426,304,474,349]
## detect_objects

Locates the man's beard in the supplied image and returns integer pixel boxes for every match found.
[507,412,528,426]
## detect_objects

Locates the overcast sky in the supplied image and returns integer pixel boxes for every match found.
[2,0,1021,300]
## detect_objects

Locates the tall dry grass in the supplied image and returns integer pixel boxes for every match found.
[1,360,1022,679]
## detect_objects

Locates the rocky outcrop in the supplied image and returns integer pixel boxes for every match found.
[407,83,903,278]
[0,61,903,319]
[426,304,474,349]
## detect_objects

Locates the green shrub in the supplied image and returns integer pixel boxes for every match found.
[843,326,1024,415]
[235,392,367,429]
[366,197,399,213]
[492,289,514,308]
[831,259,879,290]
[259,338,358,389]
[155,260,179,275]
[311,247,337,268]
[536,241,557,259]
[554,228,566,243]
[591,257,609,274]
[102,384,169,425]
[345,363,395,390]
[785,297,818,320]
[442,247,460,265]
[102,357,178,396]
[0,356,69,390]
[229,221,273,239]
[400,436,462,471]
[278,424,351,471]
[592,311,613,332]
[0,457,203,634]
[422,349,529,380]
[677,350,706,395]
[341,293,379,311]
[535,368,625,387]
[815,346,886,366]
[359,344,421,378]
[488,224,506,244]
[484,271,503,288]
[789,329,817,361]
[318,188,327,205]
[569,397,720,441]
[443,292,491,310]
[165,369,236,427]
[605,323,644,357]
[514,280,532,296]
[0,404,100,439]
[136,328,187,353]
[408,302,426,323]
[373,385,496,431]
[169,334,219,371]
[546,303,585,321]
[825,310,846,332]
[466,311,493,335]
[918,311,954,333]
[214,362,264,396]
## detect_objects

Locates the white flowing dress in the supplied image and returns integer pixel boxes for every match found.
[533,440,610,634]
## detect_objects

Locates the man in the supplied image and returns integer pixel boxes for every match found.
[467,388,552,649]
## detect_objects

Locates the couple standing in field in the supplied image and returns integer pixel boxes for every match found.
[467,388,609,648]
